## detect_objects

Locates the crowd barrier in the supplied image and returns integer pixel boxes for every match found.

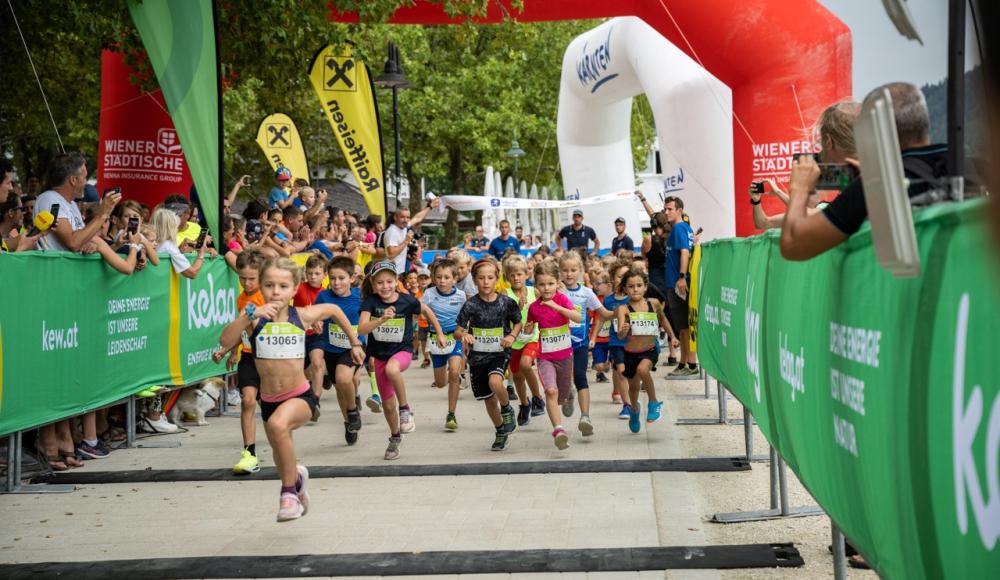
[0,254,238,436]
[419,247,613,264]
[695,198,998,579]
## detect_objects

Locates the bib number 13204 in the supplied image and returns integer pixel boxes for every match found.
[472,327,503,353]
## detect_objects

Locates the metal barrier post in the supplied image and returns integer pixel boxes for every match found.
[831,521,848,580]
[778,455,790,516]
[743,408,754,463]
[704,371,711,398]
[1,431,74,494]
[126,395,137,448]
[717,382,728,424]
[710,447,824,523]
[769,447,779,510]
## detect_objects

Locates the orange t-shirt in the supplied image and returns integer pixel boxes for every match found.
[236,290,265,354]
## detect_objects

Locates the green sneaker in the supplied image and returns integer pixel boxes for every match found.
[445,412,458,431]
[232,449,260,474]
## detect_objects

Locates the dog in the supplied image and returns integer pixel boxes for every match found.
[168,377,225,426]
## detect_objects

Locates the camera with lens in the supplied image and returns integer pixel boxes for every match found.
[246,219,264,242]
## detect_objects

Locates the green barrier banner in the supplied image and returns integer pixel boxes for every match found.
[696,199,999,579]
[0,254,236,436]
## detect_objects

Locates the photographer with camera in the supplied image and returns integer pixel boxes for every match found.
[781,83,946,260]
[381,197,441,273]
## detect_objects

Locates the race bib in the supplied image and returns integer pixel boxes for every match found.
[517,326,536,343]
[428,333,456,355]
[327,323,358,350]
[569,305,584,328]
[628,311,658,336]
[597,320,611,338]
[256,322,306,359]
[472,327,503,353]
[372,317,405,343]
[539,325,571,353]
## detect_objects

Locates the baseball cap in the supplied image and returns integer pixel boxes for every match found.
[274,166,292,181]
[614,216,625,224]
[572,209,583,217]
[369,260,397,278]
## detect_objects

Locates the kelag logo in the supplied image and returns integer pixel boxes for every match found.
[576,27,617,94]
[186,273,236,330]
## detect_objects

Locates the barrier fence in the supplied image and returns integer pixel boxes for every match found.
[0,254,237,436]
[695,198,998,579]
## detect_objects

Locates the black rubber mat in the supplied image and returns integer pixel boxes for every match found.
[0,544,802,579]
[42,457,748,484]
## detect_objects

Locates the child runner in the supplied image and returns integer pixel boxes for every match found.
[616,269,677,433]
[605,261,633,419]
[218,257,364,521]
[294,255,328,420]
[589,271,614,388]
[420,258,467,431]
[357,260,446,459]
[454,258,522,450]
[526,259,582,449]
[315,257,366,445]
[502,254,546,425]
[558,251,614,436]
[226,249,266,474]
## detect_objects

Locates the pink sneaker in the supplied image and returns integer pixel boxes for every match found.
[277,492,304,522]
[552,427,570,450]
[296,465,310,516]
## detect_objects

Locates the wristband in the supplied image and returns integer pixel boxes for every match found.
[245,303,256,321]
[750,198,761,206]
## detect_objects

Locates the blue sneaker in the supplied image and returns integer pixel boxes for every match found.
[618,404,631,420]
[628,402,642,433]
[647,400,663,423]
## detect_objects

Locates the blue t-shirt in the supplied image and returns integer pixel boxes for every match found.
[488,235,520,261]
[559,224,597,251]
[309,240,334,260]
[420,286,467,334]
[611,235,635,254]
[315,287,361,353]
[603,294,630,347]
[268,186,289,209]
[564,284,603,348]
[665,221,694,288]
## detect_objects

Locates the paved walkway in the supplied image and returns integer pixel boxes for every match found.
[0,362,758,579]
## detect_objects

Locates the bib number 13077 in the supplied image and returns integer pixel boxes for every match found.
[256,322,306,359]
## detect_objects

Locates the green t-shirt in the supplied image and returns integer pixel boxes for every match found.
[506,286,538,349]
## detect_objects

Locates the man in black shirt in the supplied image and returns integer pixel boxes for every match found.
[610,216,635,254]
[558,209,600,254]
[781,82,948,261]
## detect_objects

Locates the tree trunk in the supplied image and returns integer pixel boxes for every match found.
[406,160,422,215]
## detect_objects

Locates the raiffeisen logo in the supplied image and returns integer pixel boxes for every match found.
[576,27,617,94]
[187,273,237,330]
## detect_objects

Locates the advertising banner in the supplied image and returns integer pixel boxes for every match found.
[696,199,999,579]
[96,50,194,208]
[256,113,310,184]
[0,255,236,436]
[308,44,386,220]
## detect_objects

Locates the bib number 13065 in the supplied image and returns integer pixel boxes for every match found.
[256,322,306,359]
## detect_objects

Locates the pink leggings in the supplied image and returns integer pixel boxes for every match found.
[372,351,412,401]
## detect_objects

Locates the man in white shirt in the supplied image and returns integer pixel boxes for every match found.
[35,152,121,252]
[381,197,440,273]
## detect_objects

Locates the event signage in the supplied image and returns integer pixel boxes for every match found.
[576,25,617,93]
[255,113,310,184]
[0,254,236,435]
[696,199,999,579]
[440,190,634,212]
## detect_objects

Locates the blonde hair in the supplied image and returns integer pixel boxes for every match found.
[260,257,303,285]
[816,101,861,158]
[557,251,584,283]
[502,253,529,278]
[151,207,180,250]
[447,248,473,266]
[533,258,560,282]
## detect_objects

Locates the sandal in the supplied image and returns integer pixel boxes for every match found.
[60,450,84,469]
[420,358,431,369]
[44,453,69,472]
[847,555,871,570]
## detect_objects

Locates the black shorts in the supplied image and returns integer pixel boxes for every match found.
[469,354,511,401]
[237,355,261,390]
[260,388,319,423]
[417,327,429,341]
[623,348,658,379]
[324,349,360,372]
[306,333,324,353]
[667,290,690,332]
[608,346,626,368]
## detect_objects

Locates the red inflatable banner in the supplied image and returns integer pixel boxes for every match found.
[96,50,193,208]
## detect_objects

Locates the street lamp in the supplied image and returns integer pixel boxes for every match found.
[374,41,411,206]
[506,135,526,186]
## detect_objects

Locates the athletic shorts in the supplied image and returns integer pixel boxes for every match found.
[418,327,429,341]
[237,356,260,390]
[324,349,360,372]
[536,356,573,403]
[430,340,464,369]
[469,354,510,401]
[667,290,690,332]
[623,348,658,379]
[260,384,319,423]
[592,342,610,365]
[509,341,539,374]
[608,346,626,368]
[306,333,324,353]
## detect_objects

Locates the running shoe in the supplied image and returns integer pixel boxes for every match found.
[530,396,546,417]
[460,372,470,390]
[578,415,594,437]
[277,492,304,522]
[347,408,362,433]
[628,402,642,433]
[141,415,179,434]
[561,391,575,417]
[366,394,383,413]
[400,408,416,433]
[552,427,570,450]
[595,372,609,383]
[647,400,663,423]
[322,375,333,391]
[506,383,516,400]
[618,404,631,420]
[310,401,321,422]
[344,422,359,446]
[492,430,509,451]
[296,464,310,516]
[384,435,402,460]
[445,412,458,431]
[500,406,516,434]
[517,404,531,426]
[684,366,700,376]
[233,449,260,474]
[226,388,242,405]
[667,365,689,377]
[667,356,678,366]
[612,392,623,404]
[76,441,109,459]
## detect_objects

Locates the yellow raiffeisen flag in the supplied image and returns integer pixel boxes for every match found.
[256,113,310,184]
[308,44,385,219]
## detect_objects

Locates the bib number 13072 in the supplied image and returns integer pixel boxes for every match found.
[373,318,405,343]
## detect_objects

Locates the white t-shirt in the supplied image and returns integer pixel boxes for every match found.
[383,224,408,273]
[158,239,191,273]
[34,191,85,252]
